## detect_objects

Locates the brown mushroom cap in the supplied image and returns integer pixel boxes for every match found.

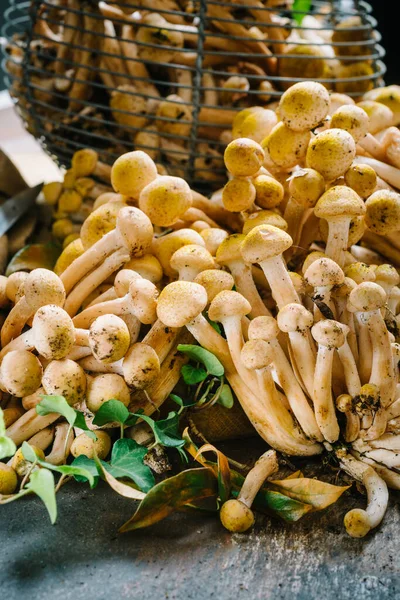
[0,350,43,397]
[365,190,400,234]
[304,257,345,287]
[240,224,293,263]
[139,175,192,227]
[208,290,251,322]
[157,281,208,327]
[311,319,346,348]
[314,186,365,219]
[194,270,234,303]
[349,281,387,312]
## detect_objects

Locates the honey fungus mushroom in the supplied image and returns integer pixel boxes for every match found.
[86,374,130,412]
[42,359,86,406]
[0,350,43,397]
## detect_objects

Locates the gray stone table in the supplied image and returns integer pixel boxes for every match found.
[1,479,400,600]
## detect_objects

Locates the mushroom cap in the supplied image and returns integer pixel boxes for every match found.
[71,148,98,177]
[42,359,87,406]
[288,168,325,208]
[241,339,271,370]
[344,164,377,199]
[157,281,208,327]
[0,350,43,397]
[289,272,306,295]
[304,257,345,287]
[248,315,279,342]
[215,233,246,265]
[343,508,371,538]
[334,276,357,299]
[116,206,154,256]
[311,319,346,348]
[111,150,158,198]
[375,264,400,287]
[314,186,365,219]
[80,201,127,250]
[328,93,355,116]
[356,100,394,134]
[224,138,265,178]
[365,190,400,235]
[241,224,293,263]
[114,269,141,297]
[89,314,131,363]
[344,262,376,284]
[279,81,330,132]
[277,303,314,333]
[152,229,205,277]
[200,228,229,256]
[128,278,158,324]
[301,250,327,275]
[219,499,255,533]
[364,86,400,124]
[233,108,278,143]
[24,269,65,312]
[252,174,284,209]
[349,281,387,312]
[242,210,288,234]
[32,304,75,360]
[306,128,356,181]
[54,238,84,276]
[86,374,130,413]
[139,175,192,227]
[262,122,310,169]
[124,254,163,283]
[122,343,160,389]
[170,244,215,276]
[222,178,256,212]
[330,105,369,143]
[0,463,18,495]
[5,271,28,303]
[194,269,234,303]
[71,430,111,461]
[208,290,251,322]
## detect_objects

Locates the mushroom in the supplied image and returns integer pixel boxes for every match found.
[45,423,74,465]
[155,95,192,138]
[338,450,388,538]
[0,351,42,398]
[232,108,278,144]
[330,105,385,160]
[279,82,330,132]
[27,426,55,452]
[314,186,366,267]
[5,272,28,304]
[122,343,160,389]
[71,149,111,182]
[170,244,215,282]
[0,463,18,495]
[124,255,163,284]
[240,225,300,309]
[152,229,206,278]
[306,129,356,182]
[304,257,345,320]
[86,374,130,413]
[42,359,86,406]
[344,164,377,199]
[139,176,192,227]
[311,320,345,442]
[353,156,400,189]
[357,100,394,134]
[262,122,310,170]
[224,139,265,178]
[194,270,234,305]
[284,168,325,247]
[335,393,360,442]
[220,450,278,532]
[247,316,322,441]
[252,174,284,210]
[6,408,59,446]
[110,151,158,199]
[365,190,400,236]
[1,269,66,348]
[77,314,131,364]
[216,234,271,318]
[222,178,256,213]
[71,431,111,461]
[199,228,229,256]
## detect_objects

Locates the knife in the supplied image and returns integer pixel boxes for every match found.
[0,183,43,237]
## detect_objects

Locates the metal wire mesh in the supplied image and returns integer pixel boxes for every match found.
[2,0,386,190]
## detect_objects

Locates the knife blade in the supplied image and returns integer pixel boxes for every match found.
[0,183,43,237]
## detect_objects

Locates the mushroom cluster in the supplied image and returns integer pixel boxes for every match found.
[6,1,382,186]
[3,80,400,537]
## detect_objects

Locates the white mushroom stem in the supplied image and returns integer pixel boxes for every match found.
[6,408,60,445]
[27,426,55,451]
[353,313,373,384]
[46,423,74,465]
[336,394,360,442]
[238,450,279,507]
[351,450,400,491]
[338,450,388,537]
[336,325,362,397]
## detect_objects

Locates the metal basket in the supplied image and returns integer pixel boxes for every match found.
[2,0,386,191]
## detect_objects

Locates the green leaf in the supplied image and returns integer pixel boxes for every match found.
[119,468,218,532]
[25,469,57,524]
[137,412,185,450]
[292,0,312,25]
[195,444,231,504]
[0,408,17,460]
[218,384,234,409]
[21,441,37,462]
[177,345,224,377]
[71,455,100,487]
[6,242,62,276]
[36,396,96,440]
[181,364,208,386]
[208,319,222,335]
[110,438,155,492]
[92,399,130,427]
[169,394,196,410]
[94,454,146,501]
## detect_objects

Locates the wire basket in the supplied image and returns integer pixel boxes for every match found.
[2,0,386,191]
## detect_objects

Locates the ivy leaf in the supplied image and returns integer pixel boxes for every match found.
[71,455,101,487]
[181,364,208,386]
[177,345,224,377]
[268,478,350,510]
[25,469,57,524]
[94,454,146,501]
[292,0,312,25]
[195,444,231,504]
[6,242,62,276]
[0,407,17,460]
[137,412,185,450]
[218,384,234,409]
[110,439,155,493]
[36,396,96,440]
[119,468,218,532]
[169,394,196,410]
[92,399,130,427]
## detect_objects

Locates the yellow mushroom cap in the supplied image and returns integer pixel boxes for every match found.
[222,178,256,213]
[349,281,387,312]
[219,499,255,533]
[194,269,234,303]
[262,122,310,169]
[215,234,246,265]
[288,168,326,208]
[304,257,345,287]
[344,164,377,199]
[80,200,127,249]
[89,314,131,364]
[42,359,87,406]
[170,244,215,276]
[375,264,400,287]
[152,229,205,277]
[224,138,265,178]
[139,175,192,227]
[32,304,75,360]
[111,151,158,198]
[200,228,229,256]
[0,350,43,397]
[242,210,288,234]
[344,508,371,538]
[365,190,400,234]
[252,174,284,210]
[241,224,293,263]
[330,105,369,143]
[86,374,130,412]
[314,186,365,220]
[24,269,66,311]
[208,290,251,322]
[157,281,207,327]
[344,262,376,284]
[241,339,271,370]
[71,148,99,178]
[0,462,18,495]
[71,431,111,461]
[306,128,356,181]
[124,254,163,284]
[279,82,330,132]
[356,100,394,134]
[233,109,278,143]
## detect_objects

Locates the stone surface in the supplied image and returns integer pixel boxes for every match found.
[1,480,400,600]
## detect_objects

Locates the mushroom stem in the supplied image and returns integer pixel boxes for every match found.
[239,450,279,507]
[6,408,59,446]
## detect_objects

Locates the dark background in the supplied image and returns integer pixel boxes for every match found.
[0,1,397,89]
